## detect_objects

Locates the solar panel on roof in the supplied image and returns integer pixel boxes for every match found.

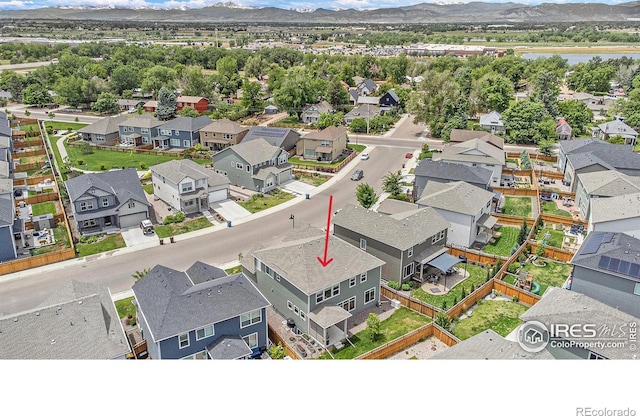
[608,257,620,272]
[598,255,611,270]
[582,233,605,254]
[602,233,614,244]
[618,260,632,276]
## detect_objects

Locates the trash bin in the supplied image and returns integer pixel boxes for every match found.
[305,194,310,200]
[170,236,175,243]
[227,221,232,227]
[160,239,164,245]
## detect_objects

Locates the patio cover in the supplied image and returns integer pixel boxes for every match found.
[414,246,448,265]
[478,213,498,229]
[206,336,252,360]
[427,253,461,273]
[315,146,333,153]
[309,304,352,329]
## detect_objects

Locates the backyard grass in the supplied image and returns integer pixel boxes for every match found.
[64,145,208,171]
[155,217,213,238]
[114,296,136,319]
[44,121,88,132]
[451,300,528,340]
[296,174,330,187]
[347,144,366,153]
[31,202,56,216]
[30,225,71,255]
[76,234,126,257]
[28,188,53,196]
[319,307,431,359]
[238,189,295,213]
[411,264,489,309]
[502,196,532,217]
[225,265,243,274]
[142,183,154,194]
[289,155,347,168]
[542,201,572,218]
[522,259,572,295]
[483,226,519,257]
[537,228,565,249]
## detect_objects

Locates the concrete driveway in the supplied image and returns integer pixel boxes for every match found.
[280,180,316,196]
[210,199,252,223]
[122,227,159,247]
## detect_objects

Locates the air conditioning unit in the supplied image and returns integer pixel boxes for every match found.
[391,299,401,309]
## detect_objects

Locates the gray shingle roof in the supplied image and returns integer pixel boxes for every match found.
[560,139,640,171]
[221,137,283,166]
[302,126,348,142]
[577,170,640,196]
[382,89,399,103]
[150,159,229,188]
[434,138,505,166]
[0,178,12,194]
[414,159,493,189]
[520,288,639,359]
[430,329,554,360]
[571,232,640,283]
[567,152,614,171]
[243,126,300,150]
[118,113,164,129]
[598,119,638,138]
[252,232,385,295]
[206,335,252,359]
[344,103,382,120]
[333,203,449,251]
[65,168,149,209]
[156,115,212,132]
[590,192,640,224]
[479,111,503,127]
[376,199,418,215]
[0,280,130,359]
[0,125,11,138]
[0,195,13,227]
[132,264,270,342]
[449,129,504,150]
[302,101,333,115]
[200,119,248,135]
[78,115,127,135]
[186,261,228,284]
[417,181,495,216]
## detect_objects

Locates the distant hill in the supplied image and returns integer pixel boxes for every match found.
[2,2,640,23]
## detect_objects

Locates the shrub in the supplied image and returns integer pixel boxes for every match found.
[100,164,106,170]
[268,342,287,359]
[452,295,458,305]
[401,283,411,291]
[461,286,467,299]
[140,162,146,170]
[129,316,137,326]
[76,159,84,166]
[518,253,527,263]
[435,312,452,331]
[388,281,400,290]
[512,295,519,303]
[507,263,520,274]
[163,212,187,225]
[441,300,447,310]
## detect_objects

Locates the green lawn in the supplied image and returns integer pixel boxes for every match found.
[31,202,56,216]
[225,265,243,274]
[537,228,565,249]
[451,300,528,340]
[347,144,366,153]
[238,189,295,213]
[319,308,431,359]
[483,226,519,257]
[30,225,71,255]
[542,201,572,218]
[411,264,489,310]
[44,121,88,132]
[289,155,348,168]
[142,183,154,194]
[502,196,532,217]
[296,174,330,187]
[65,145,209,171]
[76,234,126,257]
[521,259,572,295]
[155,217,213,238]
[114,296,136,319]
[28,188,53,196]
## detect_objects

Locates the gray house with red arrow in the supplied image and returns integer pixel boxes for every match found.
[241,225,385,349]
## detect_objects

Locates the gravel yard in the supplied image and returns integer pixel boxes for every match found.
[386,336,449,360]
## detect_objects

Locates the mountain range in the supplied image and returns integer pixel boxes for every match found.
[3,2,640,23]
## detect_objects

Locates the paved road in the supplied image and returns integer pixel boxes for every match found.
[0,61,53,72]
[6,104,103,124]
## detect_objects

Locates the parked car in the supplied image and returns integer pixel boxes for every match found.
[351,169,364,181]
[360,153,369,160]
[140,219,154,235]
[405,152,414,159]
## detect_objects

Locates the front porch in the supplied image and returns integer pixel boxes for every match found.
[153,135,170,150]
[122,133,141,146]
[180,189,209,214]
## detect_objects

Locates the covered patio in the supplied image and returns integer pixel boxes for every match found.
[180,189,209,214]
[153,135,170,149]
[314,146,333,162]
[308,304,352,348]
[475,213,500,245]
[412,247,461,285]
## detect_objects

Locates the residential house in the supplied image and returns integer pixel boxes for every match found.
[356,78,378,96]
[118,114,164,146]
[211,138,292,193]
[0,280,130,359]
[176,96,209,114]
[379,89,400,110]
[0,180,17,262]
[78,115,126,146]
[479,111,505,134]
[200,119,249,151]
[241,226,385,347]
[332,203,452,284]
[595,118,638,145]
[150,159,229,214]
[117,99,145,112]
[430,329,554,360]
[242,126,301,153]
[65,168,150,235]
[432,138,505,186]
[153,115,212,149]
[132,261,270,359]
[569,231,640,318]
[143,100,158,113]
[348,89,360,106]
[575,170,640,220]
[301,101,334,124]
[556,118,573,140]
[413,159,493,200]
[572,92,616,119]
[588,192,640,237]
[449,129,505,150]
[521,287,639,359]
[344,103,382,125]
[557,138,640,192]
[296,126,348,162]
[416,181,498,248]
[357,96,380,106]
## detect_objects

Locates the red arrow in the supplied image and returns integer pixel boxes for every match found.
[317,195,334,267]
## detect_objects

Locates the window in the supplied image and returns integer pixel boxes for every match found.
[293,305,300,316]
[408,246,413,258]
[300,311,306,321]
[82,219,96,227]
[364,288,376,304]
[184,200,194,206]
[349,277,356,288]
[196,325,214,340]
[339,296,356,312]
[182,351,208,360]
[183,140,190,147]
[140,128,149,134]
[170,139,180,147]
[128,201,135,209]
[160,129,171,136]
[404,263,414,278]
[96,135,105,142]
[246,165,250,173]
[432,230,446,244]
[178,333,189,349]
[634,282,640,296]
[360,272,367,283]
[79,201,94,211]
[181,182,193,193]
[240,310,262,328]
[316,284,340,304]
[102,198,109,207]
[223,133,232,140]
[360,238,367,250]
[243,332,258,349]
[175,130,180,136]
[287,300,293,310]
[236,162,243,170]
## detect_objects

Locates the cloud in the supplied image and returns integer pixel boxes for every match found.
[332,0,372,9]
[0,0,35,9]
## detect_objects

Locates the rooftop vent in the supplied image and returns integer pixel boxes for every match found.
[35,312,40,316]
[13,318,17,322]
[51,339,56,345]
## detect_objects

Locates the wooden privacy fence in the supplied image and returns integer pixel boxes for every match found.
[18,192,59,205]
[267,324,300,360]
[527,242,574,262]
[24,213,65,230]
[447,246,504,265]
[357,324,436,359]
[539,188,575,199]
[381,286,440,318]
[67,141,210,160]
[14,174,56,187]
[493,280,541,306]
[535,170,564,180]
[432,324,460,347]
[495,214,535,228]
[446,278,495,318]
[14,162,45,172]
[493,187,538,197]
[540,213,586,227]
[506,152,557,163]
[13,148,46,158]
[0,248,75,276]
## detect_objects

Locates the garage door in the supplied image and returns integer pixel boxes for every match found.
[119,212,148,229]
[209,189,228,204]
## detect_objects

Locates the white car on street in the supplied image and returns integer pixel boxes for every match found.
[360,153,369,160]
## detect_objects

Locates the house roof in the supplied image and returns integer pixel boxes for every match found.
[0,178,12,194]
[357,96,380,105]
[206,335,252,359]
[414,159,493,189]
[556,118,572,130]
[143,100,158,108]
[598,118,638,138]
[242,126,300,150]
[430,329,554,360]
[0,280,130,359]
[117,99,144,106]
[156,115,212,132]
[65,168,149,209]
[132,263,270,342]
[382,89,399,103]
[434,138,505,166]
[479,111,503,127]
[566,152,614,171]
[577,170,640,197]
[253,165,289,180]
[560,138,640,171]
[150,159,229,188]
[302,126,348,142]
[417,181,495,216]
[118,113,163,129]
[0,89,12,99]
[251,229,385,295]
[590,192,640,224]
[570,231,640,283]
[0,125,11,138]
[0,160,9,179]
[219,137,283,166]
[0,196,13,227]
[78,115,127,136]
[344,103,382,120]
[332,203,449,251]
[520,288,639,359]
[376,199,418,215]
[358,78,377,92]
[177,95,208,104]
[200,119,249,135]
[302,101,333,115]
[449,129,504,150]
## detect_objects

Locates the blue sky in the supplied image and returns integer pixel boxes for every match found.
[0,0,630,11]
